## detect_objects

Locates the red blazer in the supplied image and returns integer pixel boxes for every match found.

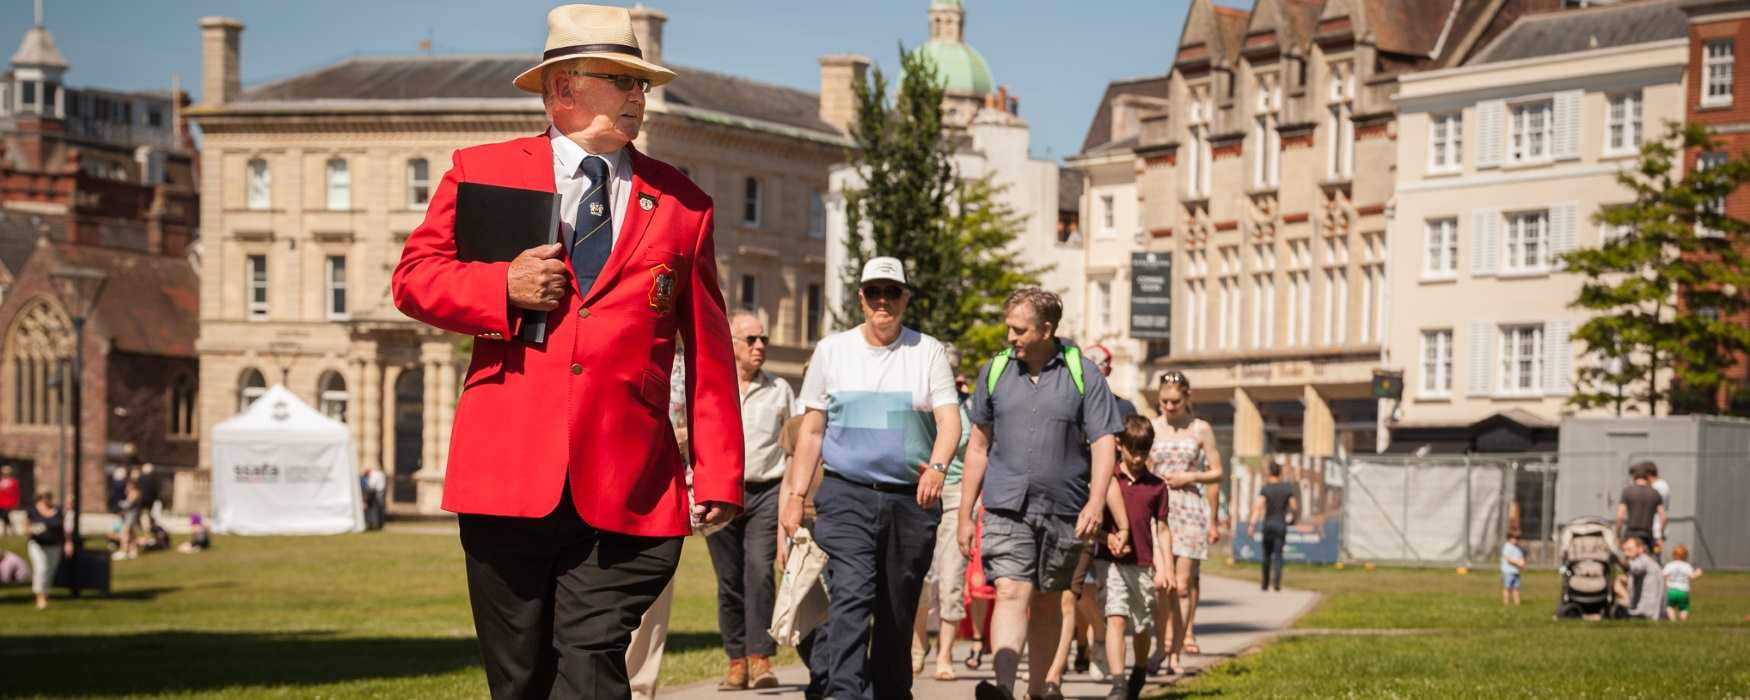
[392,134,744,537]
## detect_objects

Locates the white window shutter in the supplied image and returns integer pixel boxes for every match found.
[1469,321,1494,397]
[1550,202,1579,266]
[1546,320,1573,395]
[1476,100,1504,169]
[1554,91,1582,160]
[1472,208,1500,277]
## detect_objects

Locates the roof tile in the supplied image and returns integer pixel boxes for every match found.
[238,55,837,135]
[1471,0,1687,65]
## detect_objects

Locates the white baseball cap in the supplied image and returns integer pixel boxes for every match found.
[860,256,907,286]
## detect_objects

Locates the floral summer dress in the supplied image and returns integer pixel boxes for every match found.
[1149,417,1211,560]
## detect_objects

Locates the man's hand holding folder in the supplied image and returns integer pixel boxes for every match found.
[508,242,568,312]
[453,181,563,343]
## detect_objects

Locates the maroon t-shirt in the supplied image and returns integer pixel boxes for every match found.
[1097,469,1170,567]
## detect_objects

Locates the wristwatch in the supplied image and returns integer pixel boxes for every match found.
[927,463,948,475]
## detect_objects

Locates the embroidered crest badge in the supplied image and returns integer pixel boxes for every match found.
[648,263,677,315]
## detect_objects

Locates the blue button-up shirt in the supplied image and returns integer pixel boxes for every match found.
[968,342,1123,517]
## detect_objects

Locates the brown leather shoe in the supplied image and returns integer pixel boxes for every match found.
[748,655,779,689]
[719,657,748,691]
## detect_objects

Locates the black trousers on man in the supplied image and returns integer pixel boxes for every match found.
[459,487,682,700]
[1260,523,1287,591]
[813,472,939,700]
[705,478,781,659]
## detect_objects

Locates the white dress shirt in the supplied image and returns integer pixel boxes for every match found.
[549,126,634,251]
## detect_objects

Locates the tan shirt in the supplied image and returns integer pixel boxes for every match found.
[741,370,796,484]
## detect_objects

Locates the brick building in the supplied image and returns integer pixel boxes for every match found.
[0,12,200,507]
[1683,0,1750,411]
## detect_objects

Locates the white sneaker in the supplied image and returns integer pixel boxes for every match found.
[1088,649,1110,681]
[111,551,127,561]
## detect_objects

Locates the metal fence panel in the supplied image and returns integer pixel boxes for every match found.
[1337,457,1519,567]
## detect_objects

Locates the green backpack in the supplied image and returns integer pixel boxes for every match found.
[986,345,1085,396]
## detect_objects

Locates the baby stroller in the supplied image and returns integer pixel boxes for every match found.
[1555,516,1622,619]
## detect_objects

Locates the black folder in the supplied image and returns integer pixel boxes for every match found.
[455,182,562,344]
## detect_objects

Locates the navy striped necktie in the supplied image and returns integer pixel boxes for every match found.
[572,155,613,295]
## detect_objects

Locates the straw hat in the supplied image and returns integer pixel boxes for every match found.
[512,4,677,94]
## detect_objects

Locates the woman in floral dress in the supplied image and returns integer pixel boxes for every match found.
[1147,370,1224,674]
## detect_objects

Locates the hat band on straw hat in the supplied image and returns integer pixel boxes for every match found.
[543,43,643,62]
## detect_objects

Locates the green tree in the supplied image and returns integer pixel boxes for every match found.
[836,45,1041,364]
[1561,123,1750,415]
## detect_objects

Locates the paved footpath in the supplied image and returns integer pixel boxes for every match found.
[663,573,1319,700]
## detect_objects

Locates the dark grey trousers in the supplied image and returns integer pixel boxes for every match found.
[705,478,782,658]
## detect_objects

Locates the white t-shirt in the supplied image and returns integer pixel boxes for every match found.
[798,325,958,485]
[1652,478,1670,539]
[1663,560,1696,592]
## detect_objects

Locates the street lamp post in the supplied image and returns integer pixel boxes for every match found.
[47,366,66,509]
[49,266,107,598]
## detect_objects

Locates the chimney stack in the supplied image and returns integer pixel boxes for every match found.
[629,5,667,102]
[199,17,243,107]
[818,54,871,134]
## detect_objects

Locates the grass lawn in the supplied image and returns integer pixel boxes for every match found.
[0,530,793,698]
[1154,559,1750,698]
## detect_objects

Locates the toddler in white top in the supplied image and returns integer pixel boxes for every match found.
[1662,544,1702,622]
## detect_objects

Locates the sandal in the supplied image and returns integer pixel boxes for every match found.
[1184,641,1202,655]
[936,666,958,681]
[966,647,986,670]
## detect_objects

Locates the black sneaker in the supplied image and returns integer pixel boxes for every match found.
[1074,641,1091,674]
[975,680,1014,700]
[1127,665,1148,699]
[1103,679,1127,700]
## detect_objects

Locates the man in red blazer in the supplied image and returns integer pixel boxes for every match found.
[391,6,743,698]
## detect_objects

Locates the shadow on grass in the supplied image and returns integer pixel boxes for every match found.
[0,631,480,696]
[663,630,734,654]
[0,580,242,605]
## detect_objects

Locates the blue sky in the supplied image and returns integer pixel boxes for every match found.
[0,1,1255,160]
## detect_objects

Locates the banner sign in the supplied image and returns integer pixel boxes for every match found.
[1129,252,1172,341]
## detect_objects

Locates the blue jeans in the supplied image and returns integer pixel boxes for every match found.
[812,474,940,700]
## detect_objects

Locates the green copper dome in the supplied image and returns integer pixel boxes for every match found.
[915,39,993,96]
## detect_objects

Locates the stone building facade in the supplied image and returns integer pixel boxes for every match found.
[1079,0,1560,464]
[188,9,849,513]
[1389,1,1688,453]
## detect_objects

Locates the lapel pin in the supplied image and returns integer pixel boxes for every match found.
[639,193,656,211]
[589,202,605,217]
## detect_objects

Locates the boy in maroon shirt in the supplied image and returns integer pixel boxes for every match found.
[1097,415,1173,700]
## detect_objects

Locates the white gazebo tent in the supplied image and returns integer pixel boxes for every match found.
[210,385,364,535]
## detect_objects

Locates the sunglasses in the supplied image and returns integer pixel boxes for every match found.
[861,285,906,301]
[738,335,769,346]
[570,71,653,94]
